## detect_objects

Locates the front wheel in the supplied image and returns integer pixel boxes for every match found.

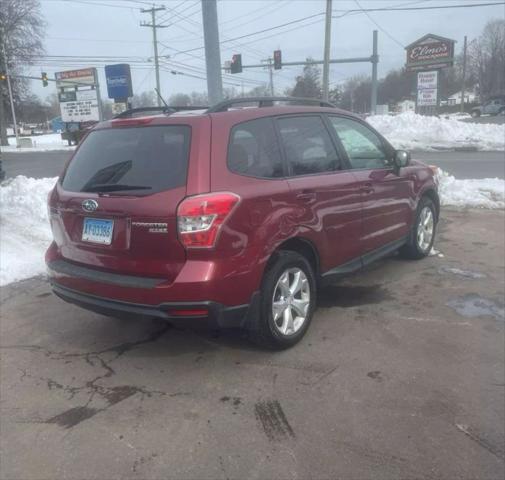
[250,251,316,350]
[400,197,437,259]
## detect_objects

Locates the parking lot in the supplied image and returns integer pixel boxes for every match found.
[1,208,504,480]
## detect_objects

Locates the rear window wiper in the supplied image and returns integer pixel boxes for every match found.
[84,184,152,192]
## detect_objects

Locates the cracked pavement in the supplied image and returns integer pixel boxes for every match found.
[1,209,504,480]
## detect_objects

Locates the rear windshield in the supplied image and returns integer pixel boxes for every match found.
[61,125,191,194]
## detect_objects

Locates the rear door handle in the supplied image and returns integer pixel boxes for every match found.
[296,191,316,202]
[360,182,374,195]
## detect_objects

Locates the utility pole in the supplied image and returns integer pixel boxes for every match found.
[201,0,223,104]
[1,38,18,146]
[371,30,378,114]
[263,57,275,96]
[322,0,332,101]
[460,35,467,113]
[140,6,167,107]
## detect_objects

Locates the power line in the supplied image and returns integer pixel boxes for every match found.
[175,11,326,55]
[332,1,505,15]
[353,0,405,48]
[48,0,141,9]
[176,1,503,56]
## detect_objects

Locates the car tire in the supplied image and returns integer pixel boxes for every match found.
[250,250,316,350]
[400,197,437,260]
[471,110,481,118]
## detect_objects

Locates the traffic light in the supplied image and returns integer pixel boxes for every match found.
[41,72,48,87]
[273,50,282,70]
[230,54,242,74]
[0,72,6,81]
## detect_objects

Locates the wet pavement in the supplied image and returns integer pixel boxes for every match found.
[1,209,504,479]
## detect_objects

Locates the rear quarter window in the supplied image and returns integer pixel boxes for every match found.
[61,125,191,194]
[227,117,284,178]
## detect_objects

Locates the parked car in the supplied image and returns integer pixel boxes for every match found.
[471,95,505,117]
[46,97,439,349]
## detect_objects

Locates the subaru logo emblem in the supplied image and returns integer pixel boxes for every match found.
[82,199,98,212]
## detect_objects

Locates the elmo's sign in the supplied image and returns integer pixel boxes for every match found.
[406,34,455,71]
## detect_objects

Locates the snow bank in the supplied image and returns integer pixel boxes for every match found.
[368,112,505,151]
[5,133,75,152]
[436,169,505,209]
[0,176,57,286]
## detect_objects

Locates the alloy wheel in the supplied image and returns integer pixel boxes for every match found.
[417,206,434,252]
[271,267,310,336]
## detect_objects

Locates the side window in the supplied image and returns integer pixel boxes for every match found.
[277,116,340,176]
[228,118,284,178]
[328,116,391,170]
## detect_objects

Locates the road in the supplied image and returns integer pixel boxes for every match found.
[1,209,503,479]
[460,115,505,125]
[1,150,72,179]
[414,151,505,179]
[2,150,505,180]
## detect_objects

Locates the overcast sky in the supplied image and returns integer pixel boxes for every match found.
[28,0,505,101]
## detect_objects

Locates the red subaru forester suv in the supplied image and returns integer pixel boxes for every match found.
[46,97,439,349]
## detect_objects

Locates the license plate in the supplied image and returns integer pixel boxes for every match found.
[82,218,114,245]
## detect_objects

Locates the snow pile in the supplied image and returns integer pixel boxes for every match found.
[0,176,57,286]
[437,169,505,209]
[368,112,505,151]
[5,133,75,152]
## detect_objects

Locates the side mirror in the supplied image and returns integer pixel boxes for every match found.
[393,150,410,172]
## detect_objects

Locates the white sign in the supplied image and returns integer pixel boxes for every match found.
[417,71,438,90]
[60,88,100,122]
[111,102,128,115]
[417,88,438,106]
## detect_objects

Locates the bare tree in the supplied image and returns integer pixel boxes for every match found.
[289,59,322,99]
[0,0,45,145]
[469,19,505,100]
[131,91,157,108]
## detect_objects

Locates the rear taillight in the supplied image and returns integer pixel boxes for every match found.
[177,192,240,248]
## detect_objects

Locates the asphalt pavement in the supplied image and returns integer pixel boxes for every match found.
[413,151,505,179]
[1,209,504,479]
[460,115,505,125]
[2,150,505,180]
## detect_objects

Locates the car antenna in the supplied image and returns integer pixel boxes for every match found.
[155,88,169,108]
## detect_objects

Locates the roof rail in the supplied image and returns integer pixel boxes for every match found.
[113,105,209,119]
[206,96,336,113]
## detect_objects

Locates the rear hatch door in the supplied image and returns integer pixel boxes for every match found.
[50,117,209,282]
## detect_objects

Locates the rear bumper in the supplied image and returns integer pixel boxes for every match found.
[51,282,258,329]
[46,241,265,307]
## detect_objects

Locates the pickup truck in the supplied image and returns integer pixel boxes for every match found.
[471,95,505,117]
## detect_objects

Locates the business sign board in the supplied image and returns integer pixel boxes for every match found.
[417,71,438,90]
[105,64,133,100]
[60,88,100,122]
[417,88,438,107]
[55,68,97,88]
[405,34,455,71]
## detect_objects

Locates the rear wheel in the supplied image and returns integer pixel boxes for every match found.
[250,250,316,349]
[400,197,437,259]
[471,109,481,118]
